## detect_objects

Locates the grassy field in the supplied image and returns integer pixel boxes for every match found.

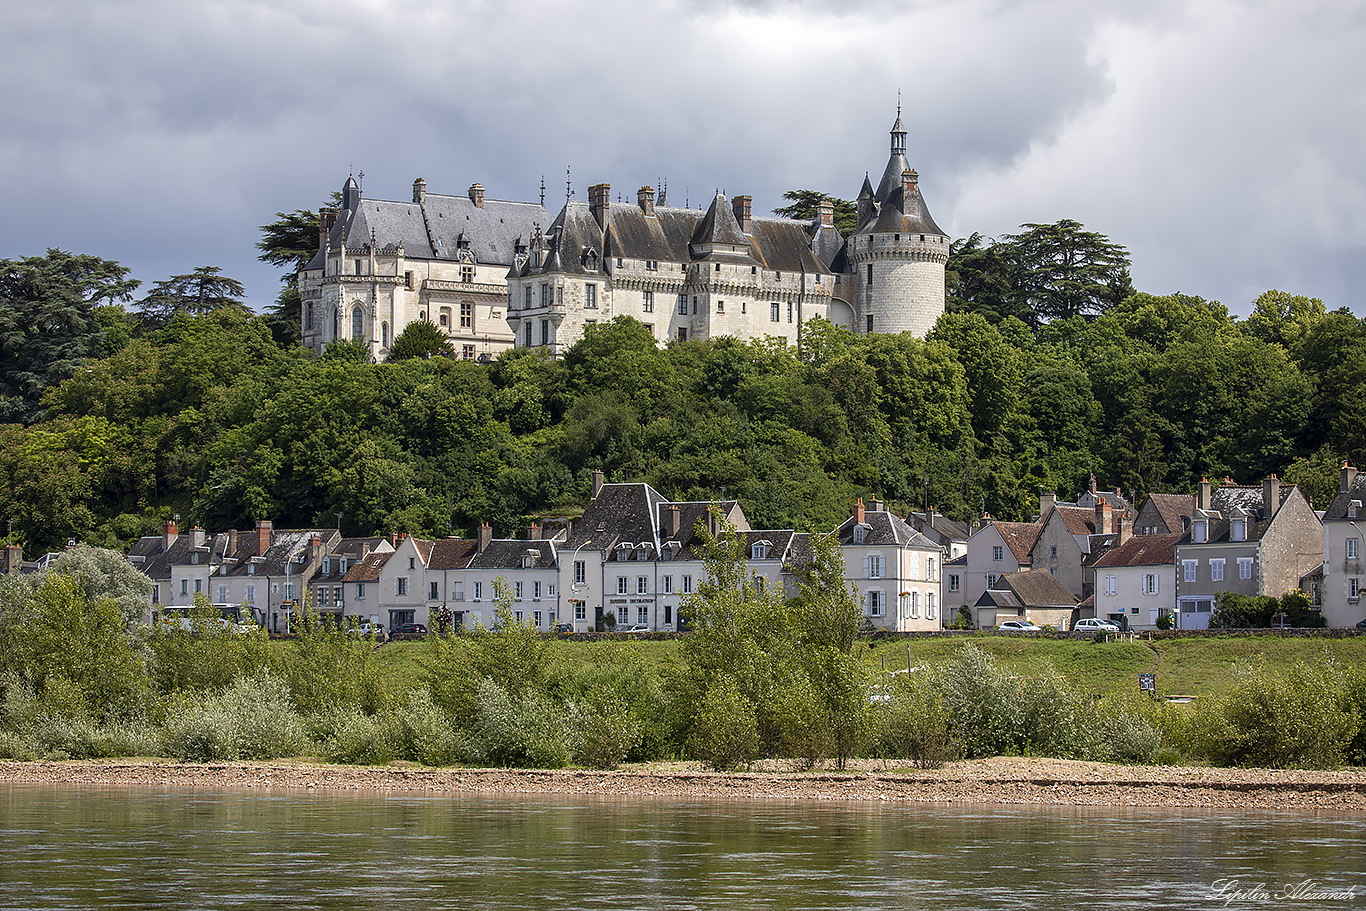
[354,634,1366,701]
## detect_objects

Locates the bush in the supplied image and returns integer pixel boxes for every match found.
[688,679,760,771]
[161,671,306,762]
[320,708,402,765]
[396,689,472,766]
[1182,659,1359,768]
[874,673,959,769]
[573,693,642,770]
[771,671,833,770]
[474,678,573,768]
[1088,694,1162,764]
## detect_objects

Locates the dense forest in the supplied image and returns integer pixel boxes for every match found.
[1,218,1361,555]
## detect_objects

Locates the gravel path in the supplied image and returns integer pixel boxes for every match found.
[3,757,1365,811]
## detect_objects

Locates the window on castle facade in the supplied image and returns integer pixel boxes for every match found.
[305,301,313,330]
[352,307,363,340]
[771,302,780,322]
[866,314,874,333]
[642,291,654,312]
[541,320,550,346]
[460,302,473,328]
[406,271,415,289]
[677,295,687,315]
[585,285,597,308]
[462,345,475,359]
[716,300,724,313]
[867,263,873,284]
[541,284,550,307]
[524,287,532,308]
[787,302,793,323]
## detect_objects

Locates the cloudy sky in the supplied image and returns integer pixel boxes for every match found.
[2,0,1362,317]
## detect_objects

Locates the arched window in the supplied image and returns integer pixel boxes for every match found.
[305,301,314,330]
[381,322,389,347]
[352,307,363,340]
[332,310,339,339]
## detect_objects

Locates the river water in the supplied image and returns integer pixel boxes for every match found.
[1,786,1362,910]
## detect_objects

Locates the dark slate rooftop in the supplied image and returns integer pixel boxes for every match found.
[907,510,972,543]
[836,510,937,549]
[429,538,476,571]
[344,551,392,583]
[467,539,557,571]
[565,483,672,555]
[305,178,550,271]
[220,529,337,578]
[1323,474,1366,520]
[1002,570,1077,608]
[130,531,231,580]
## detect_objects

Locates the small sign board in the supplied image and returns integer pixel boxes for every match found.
[1139,673,1157,693]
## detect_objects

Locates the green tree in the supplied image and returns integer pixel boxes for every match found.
[0,250,140,424]
[946,233,1020,323]
[257,207,326,344]
[1006,219,1133,323]
[50,544,153,628]
[387,319,455,361]
[1242,289,1326,353]
[136,266,249,328]
[772,190,858,237]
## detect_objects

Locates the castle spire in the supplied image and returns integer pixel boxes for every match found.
[890,98,907,158]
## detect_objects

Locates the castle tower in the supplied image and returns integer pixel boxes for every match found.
[847,109,949,337]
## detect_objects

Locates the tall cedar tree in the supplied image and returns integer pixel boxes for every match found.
[136,266,248,329]
[773,190,858,237]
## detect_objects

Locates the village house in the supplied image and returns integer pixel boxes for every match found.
[973,569,1078,631]
[1319,462,1366,628]
[1091,533,1183,630]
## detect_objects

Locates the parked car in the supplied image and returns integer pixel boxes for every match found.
[350,620,386,641]
[1073,618,1121,635]
[389,622,428,640]
[623,623,651,633]
[1356,618,1366,630]
[998,620,1041,632]
[554,622,575,637]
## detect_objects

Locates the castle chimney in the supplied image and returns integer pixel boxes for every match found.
[817,198,834,228]
[1039,489,1055,516]
[477,522,492,553]
[309,534,323,563]
[227,529,238,557]
[469,183,485,207]
[592,468,605,499]
[319,207,339,249]
[255,520,272,557]
[1198,478,1212,511]
[732,195,752,233]
[589,184,610,228]
[901,169,920,216]
[638,185,655,216]
[855,497,866,526]
[413,177,427,205]
[1342,461,1358,493]
[190,526,206,548]
[1095,497,1113,536]
[1263,474,1281,516]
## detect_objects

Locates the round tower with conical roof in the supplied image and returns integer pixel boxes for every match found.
[846,109,949,337]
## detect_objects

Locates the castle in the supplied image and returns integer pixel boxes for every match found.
[297,111,948,359]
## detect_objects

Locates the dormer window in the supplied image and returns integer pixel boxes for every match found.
[522,552,535,569]
[339,558,347,573]
[853,525,865,545]
[1231,518,1246,541]
[751,544,769,560]
[1193,520,1207,544]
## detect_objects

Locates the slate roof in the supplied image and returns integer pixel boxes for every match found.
[836,510,938,548]
[992,521,1044,564]
[536,197,830,278]
[907,510,972,543]
[304,178,550,270]
[1001,570,1077,608]
[467,539,557,571]
[741,529,797,560]
[1323,475,1366,520]
[129,531,231,581]
[1091,534,1182,569]
[1143,493,1196,533]
[565,483,672,555]
[220,529,336,578]
[312,537,391,584]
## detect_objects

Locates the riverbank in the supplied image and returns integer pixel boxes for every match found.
[3,757,1365,810]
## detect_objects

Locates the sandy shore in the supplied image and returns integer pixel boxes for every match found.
[3,757,1365,810]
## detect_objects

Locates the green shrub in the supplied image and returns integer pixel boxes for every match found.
[396,689,471,766]
[1088,694,1162,764]
[161,672,306,762]
[1184,660,1359,768]
[573,692,642,770]
[321,708,402,765]
[874,672,960,769]
[771,670,833,769]
[474,679,573,768]
[688,678,760,771]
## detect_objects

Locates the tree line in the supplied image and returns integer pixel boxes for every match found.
[1,208,1362,554]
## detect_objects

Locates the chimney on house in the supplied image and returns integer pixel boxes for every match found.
[589,183,611,228]
[1039,489,1056,516]
[1263,474,1281,516]
[901,170,920,217]
[477,522,492,553]
[319,207,338,248]
[925,505,936,531]
[638,185,655,217]
[817,198,834,228]
[1095,497,1113,536]
[591,468,605,499]
[2,543,21,575]
[732,195,752,233]
[469,183,485,208]
[1089,473,1099,495]
[666,505,681,539]
[1198,478,1212,511]
[413,177,427,205]
[1342,461,1358,493]
[1118,514,1133,546]
[528,523,541,541]
[227,529,238,557]
[190,526,206,548]
[855,497,866,526]
[163,519,179,550]
[255,520,272,557]
[309,534,323,564]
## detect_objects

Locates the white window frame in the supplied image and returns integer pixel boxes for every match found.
[1211,559,1224,581]
[1349,538,1359,560]
[1144,574,1159,596]
[1238,557,1254,580]
[1183,560,1197,583]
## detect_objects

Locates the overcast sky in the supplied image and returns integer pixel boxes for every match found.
[3,0,1362,318]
